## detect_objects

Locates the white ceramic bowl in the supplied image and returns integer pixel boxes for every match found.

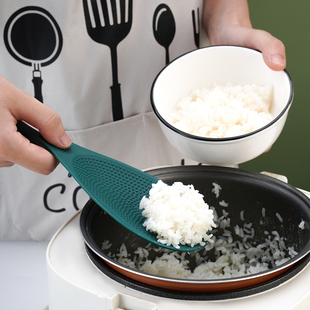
[151,46,293,165]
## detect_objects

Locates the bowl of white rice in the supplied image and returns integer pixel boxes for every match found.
[151,46,293,165]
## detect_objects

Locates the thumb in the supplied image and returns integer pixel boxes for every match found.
[241,28,286,71]
[30,113,72,149]
[13,102,72,174]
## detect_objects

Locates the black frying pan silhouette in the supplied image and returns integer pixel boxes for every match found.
[4,6,63,103]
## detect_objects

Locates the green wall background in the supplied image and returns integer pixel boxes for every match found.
[239,1,310,190]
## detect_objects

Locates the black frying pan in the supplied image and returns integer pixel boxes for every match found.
[80,166,310,294]
[4,6,63,103]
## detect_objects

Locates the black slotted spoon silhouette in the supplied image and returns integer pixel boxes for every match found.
[17,121,204,252]
[83,0,133,121]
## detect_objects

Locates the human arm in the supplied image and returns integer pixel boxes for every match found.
[0,75,71,174]
[203,0,286,71]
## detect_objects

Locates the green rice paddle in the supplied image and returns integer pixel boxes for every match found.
[17,121,204,252]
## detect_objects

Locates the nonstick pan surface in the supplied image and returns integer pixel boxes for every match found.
[84,242,310,300]
[80,166,310,294]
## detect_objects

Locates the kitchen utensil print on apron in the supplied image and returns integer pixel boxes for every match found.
[83,0,133,121]
[3,6,63,103]
[192,7,200,48]
[152,4,175,65]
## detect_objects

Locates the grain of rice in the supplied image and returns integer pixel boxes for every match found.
[219,200,229,207]
[212,183,222,198]
[244,227,252,235]
[276,213,283,223]
[299,220,305,229]
[219,218,230,229]
[244,223,253,229]
[101,240,112,251]
[222,210,229,217]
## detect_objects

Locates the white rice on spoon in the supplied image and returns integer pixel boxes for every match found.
[139,180,215,249]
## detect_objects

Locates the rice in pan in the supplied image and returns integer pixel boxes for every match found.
[104,182,299,280]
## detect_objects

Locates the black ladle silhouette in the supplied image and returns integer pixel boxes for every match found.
[153,4,176,65]
[4,6,62,103]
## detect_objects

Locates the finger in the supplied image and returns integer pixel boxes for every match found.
[1,77,72,149]
[14,100,72,149]
[4,123,59,174]
[261,39,286,72]
[0,159,14,168]
[239,28,286,71]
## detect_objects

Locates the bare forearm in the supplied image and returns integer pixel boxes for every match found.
[202,0,285,70]
[203,0,252,44]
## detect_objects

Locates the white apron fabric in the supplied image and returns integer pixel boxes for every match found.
[0,0,207,240]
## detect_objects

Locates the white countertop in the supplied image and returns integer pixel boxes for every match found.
[0,241,49,310]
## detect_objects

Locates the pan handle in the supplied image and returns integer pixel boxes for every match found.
[32,64,43,103]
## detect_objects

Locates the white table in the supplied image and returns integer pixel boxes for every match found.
[0,241,49,310]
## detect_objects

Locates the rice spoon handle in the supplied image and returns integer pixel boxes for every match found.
[17,121,203,252]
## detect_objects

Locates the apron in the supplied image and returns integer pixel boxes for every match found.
[0,0,207,241]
